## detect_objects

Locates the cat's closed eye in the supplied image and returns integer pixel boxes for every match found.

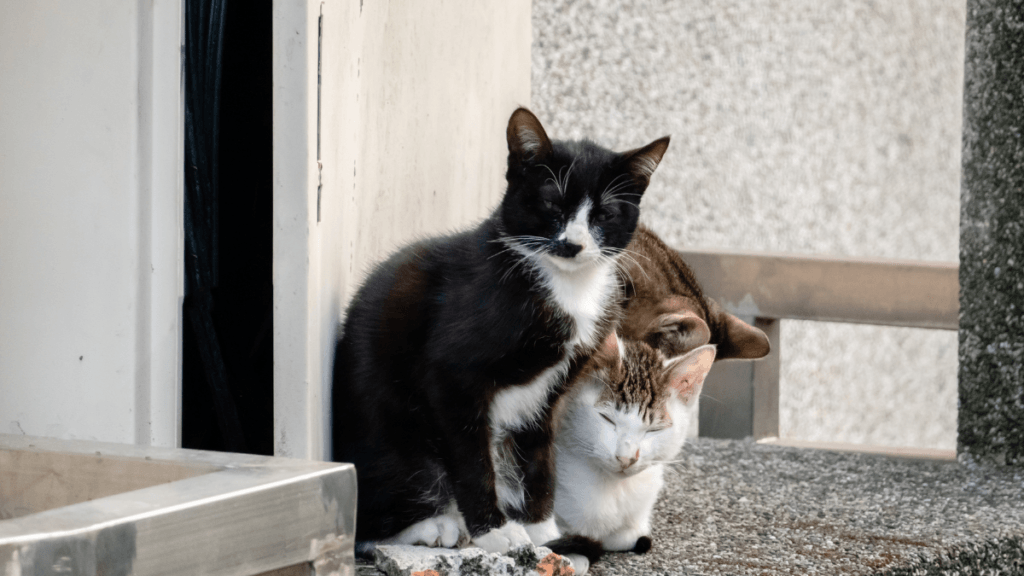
[595,209,616,223]
[599,413,615,425]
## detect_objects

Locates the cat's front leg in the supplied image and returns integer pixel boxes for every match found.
[423,372,532,553]
[505,418,562,546]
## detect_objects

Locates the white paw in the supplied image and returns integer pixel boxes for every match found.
[524,516,560,546]
[388,515,462,548]
[436,515,461,547]
[564,553,590,576]
[471,521,532,554]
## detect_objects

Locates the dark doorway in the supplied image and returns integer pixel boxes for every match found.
[182,0,274,455]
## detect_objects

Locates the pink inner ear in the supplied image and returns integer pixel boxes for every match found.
[599,331,620,360]
[667,346,716,405]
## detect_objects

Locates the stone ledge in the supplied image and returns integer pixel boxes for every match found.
[371,544,573,576]
[358,438,1024,575]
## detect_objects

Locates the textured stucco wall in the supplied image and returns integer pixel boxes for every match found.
[958,0,1024,466]
[533,0,965,449]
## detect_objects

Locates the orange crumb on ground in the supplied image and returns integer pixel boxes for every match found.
[410,570,441,576]
[535,552,574,576]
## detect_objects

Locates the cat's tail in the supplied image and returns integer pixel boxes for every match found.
[542,534,604,565]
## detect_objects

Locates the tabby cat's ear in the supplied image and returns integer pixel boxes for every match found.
[664,344,716,407]
[715,313,771,360]
[645,310,712,358]
[622,136,671,186]
[506,107,553,160]
[593,331,623,372]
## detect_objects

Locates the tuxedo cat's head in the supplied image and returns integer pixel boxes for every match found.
[566,335,715,477]
[498,108,669,273]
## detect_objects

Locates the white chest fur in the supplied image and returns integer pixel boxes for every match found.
[554,449,665,543]
[538,258,618,351]
[489,256,618,433]
[488,256,618,514]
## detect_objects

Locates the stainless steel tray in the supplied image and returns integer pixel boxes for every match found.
[0,434,355,576]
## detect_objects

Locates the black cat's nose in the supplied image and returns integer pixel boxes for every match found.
[551,241,583,258]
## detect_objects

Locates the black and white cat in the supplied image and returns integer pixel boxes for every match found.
[331,108,669,556]
[553,334,715,552]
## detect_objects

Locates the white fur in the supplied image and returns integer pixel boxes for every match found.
[540,200,617,351]
[564,554,590,575]
[491,359,571,431]
[539,257,616,351]
[471,520,533,554]
[518,126,543,153]
[557,199,592,245]
[524,516,561,546]
[379,512,462,548]
[552,376,695,551]
[491,202,619,515]
[490,357,570,513]
[505,199,618,352]
[632,154,658,179]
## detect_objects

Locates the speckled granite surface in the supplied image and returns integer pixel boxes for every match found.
[594,439,1023,575]
[357,439,1024,575]
[532,0,965,451]
[957,0,1024,467]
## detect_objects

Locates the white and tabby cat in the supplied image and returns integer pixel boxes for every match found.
[553,334,715,553]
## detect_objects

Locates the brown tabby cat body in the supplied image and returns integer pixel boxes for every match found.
[620,224,770,360]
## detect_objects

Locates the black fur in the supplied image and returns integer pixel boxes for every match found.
[632,535,653,554]
[331,108,668,544]
[543,535,605,564]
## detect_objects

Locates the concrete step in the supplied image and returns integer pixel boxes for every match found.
[600,438,1024,575]
[358,438,1024,575]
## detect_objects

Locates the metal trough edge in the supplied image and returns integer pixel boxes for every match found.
[0,434,356,576]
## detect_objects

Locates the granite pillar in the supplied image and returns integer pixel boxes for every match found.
[958,0,1024,466]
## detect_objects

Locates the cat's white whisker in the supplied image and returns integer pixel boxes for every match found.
[539,163,564,196]
[599,174,630,198]
[561,157,578,195]
[601,248,649,285]
[599,175,635,206]
[697,393,724,405]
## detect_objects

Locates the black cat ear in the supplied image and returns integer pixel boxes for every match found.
[507,107,553,160]
[622,136,670,186]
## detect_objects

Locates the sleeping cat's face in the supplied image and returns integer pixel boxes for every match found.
[565,336,715,477]
[498,108,669,274]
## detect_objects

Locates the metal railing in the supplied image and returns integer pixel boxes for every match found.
[679,248,959,440]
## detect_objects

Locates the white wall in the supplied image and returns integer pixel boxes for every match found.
[0,1,183,447]
[0,0,529,455]
[273,0,532,459]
